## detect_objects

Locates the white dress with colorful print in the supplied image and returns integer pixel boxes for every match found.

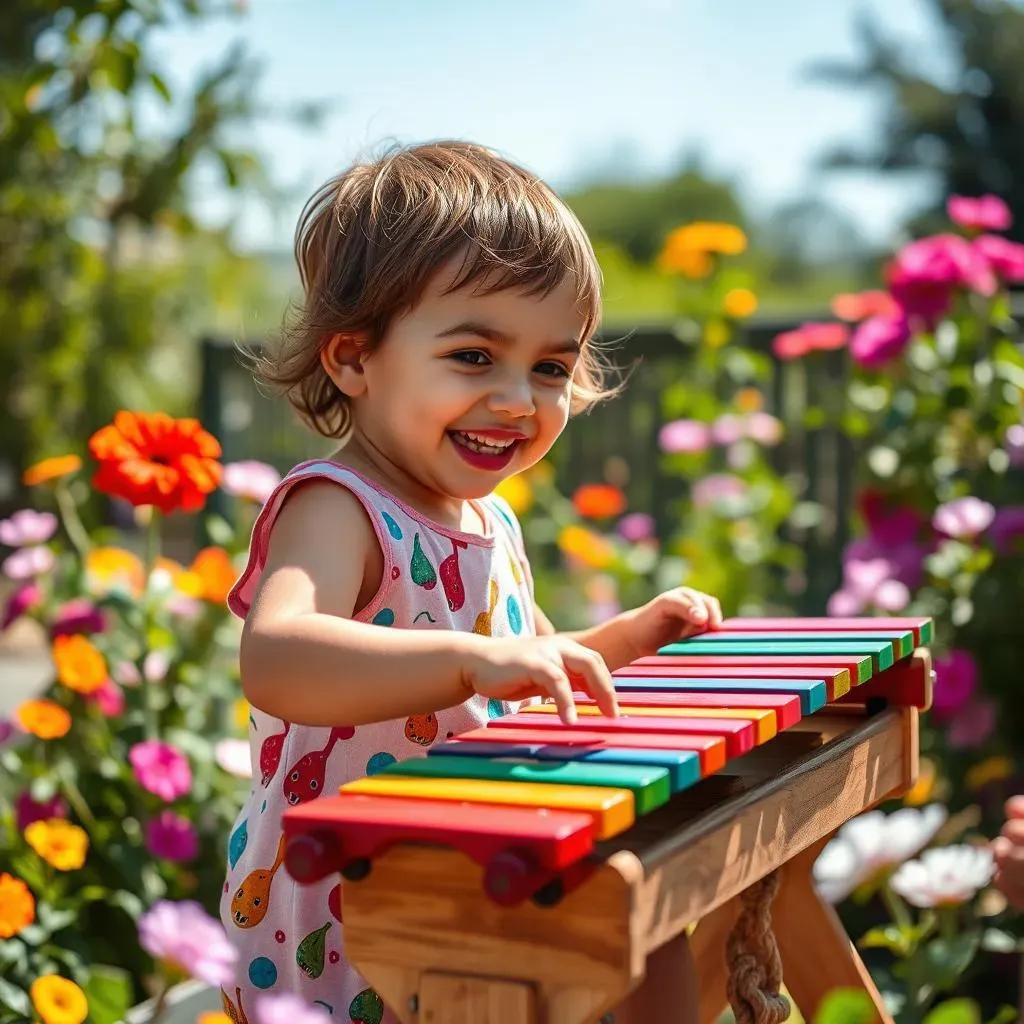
[218,460,535,1024]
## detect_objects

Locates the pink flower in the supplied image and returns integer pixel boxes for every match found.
[2,545,54,580]
[849,314,912,369]
[0,720,13,745]
[255,993,332,1024]
[2,582,42,631]
[973,234,1024,283]
[222,461,281,504]
[932,496,996,540]
[1005,424,1024,466]
[86,679,125,717]
[50,599,106,638]
[129,740,192,802]
[989,506,1024,554]
[15,791,68,831]
[659,419,710,453]
[772,322,849,360]
[691,474,747,510]
[887,233,996,326]
[0,509,57,547]
[617,512,655,542]
[744,412,783,446]
[827,557,910,616]
[946,696,997,750]
[947,194,1012,233]
[138,899,237,988]
[711,415,744,445]
[931,649,978,721]
[145,811,199,862]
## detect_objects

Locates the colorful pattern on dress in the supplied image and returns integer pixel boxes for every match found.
[219,462,535,1022]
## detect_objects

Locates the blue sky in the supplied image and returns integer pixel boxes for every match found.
[158,0,945,251]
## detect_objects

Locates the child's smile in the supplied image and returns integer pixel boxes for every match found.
[447,428,526,472]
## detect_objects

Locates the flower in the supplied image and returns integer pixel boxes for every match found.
[29,976,88,1024]
[222,460,281,504]
[50,599,107,638]
[493,474,533,514]
[989,506,1024,554]
[827,557,910,617]
[0,873,35,938]
[215,738,253,778]
[556,525,614,569]
[946,696,997,750]
[15,791,68,831]
[711,414,744,446]
[947,194,1012,233]
[965,756,1014,791]
[690,474,747,510]
[129,740,192,801]
[572,484,627,519]
[849,314,912,369]
[186,547,238,604]
[659,419,710,454]
[887,233,996,326]
[973,234,1024,282]
[24,819,89,871]
[932,496,996,539]
[812,804,947,903]
[85,546,145,596]
[85,678,126,717]
[22,455,81,487]
[88,411,222,514]
[890,845,995,907]
[722,288,758,318]
[744,412,783,446]
[52,634,108,695]
[15,700,71,739]
[138,899,238,988]
[771,322,849,360]
[2,582,42,630]
[831,290,901,322]
[0,509,57,546]
[903,758,937,807]
[145,811,199,862]
[617,512,655,543]
[254,992,332,1024]
[931,649,978,721]
[2,544,55,580]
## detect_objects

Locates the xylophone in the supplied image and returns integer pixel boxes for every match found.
[282,617,933,1024]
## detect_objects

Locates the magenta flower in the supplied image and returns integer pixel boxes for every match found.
[932,496,995,540]
[0,510,57,547]
[145,811,199,862]
[255,993,332,1024]
[1005,424,1024,466]
[2,545,54,580]
[847,493,933,590]
[617,512,655,542]
[974,234,1024,283]
[989,506,1024,554]
[15,791,68,831]
[932,649,978,720]
[659,419,710,454]
[138,899,237,988]
[50,598,107,638]
[222,461,281,504]
[0,720,13,746]
[2,582,42,631]
[947,194,1012,233]
[887,233,996,326]
[946,696,997,750]
[129,740,192,802]
[86,679,126,717]
[849,314,912,369]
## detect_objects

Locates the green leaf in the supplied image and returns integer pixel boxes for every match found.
[923,998,981,1024]
[920,931,981,991]
[149,71,172,103]
[84,965,133,1024]
[812,988,877,1024]
[204,514,236,547]
[0,977,31,1017]
[984,1006,1020,1024]
[858,924,911,956]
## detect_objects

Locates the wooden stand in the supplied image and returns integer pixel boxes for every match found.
[341,697,920,1024]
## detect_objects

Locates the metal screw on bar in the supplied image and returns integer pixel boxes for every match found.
[408,994,419,1014]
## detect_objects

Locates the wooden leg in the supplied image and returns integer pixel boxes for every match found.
[772,847,893,1024]
[418,973,539,1023]
[690,899,739,1024]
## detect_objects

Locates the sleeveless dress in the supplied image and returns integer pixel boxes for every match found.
[217,460,536,1024]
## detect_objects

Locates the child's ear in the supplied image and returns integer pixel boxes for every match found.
[321,332,370,397]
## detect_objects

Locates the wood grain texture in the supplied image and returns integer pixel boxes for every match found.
[419,973,539,1024]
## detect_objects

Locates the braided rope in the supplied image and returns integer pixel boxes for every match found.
[725,872,792,1024]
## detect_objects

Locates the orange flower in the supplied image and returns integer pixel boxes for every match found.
[85,546,145,596]
[557,525,615,569]
[52,635,107,695]
[24,820,89,871]
[15,700,71,739]
[735,388,763,413]
[722,288,758,319]
[88,411,222,514]
[0,873,35,939]
[23,455,81,486]
[831,290,900,322]
[30,976,88,1024]
[572,484,627,519]
[188,547,238,604]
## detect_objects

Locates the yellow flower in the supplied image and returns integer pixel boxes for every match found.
[904,757,936,806]
[24,819,89,871]
[722,287,758,319]
[197,1014,233,1024]
[658,221,748,277]
[557,525,614,569]
[233,698,252,732]
[23,455,82,487]
[0,873,35,939]
[657,245,713,278]
[493,475,533,515]
[526,459,555,486]
[85,546,145,596]
[30,976,88,1024]
[965,756,1015,791]
[52,635,108,695]
[15,700,71,740]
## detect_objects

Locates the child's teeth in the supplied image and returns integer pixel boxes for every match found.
[456,431,514,454]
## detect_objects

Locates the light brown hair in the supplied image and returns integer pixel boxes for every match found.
[252,139,617,440]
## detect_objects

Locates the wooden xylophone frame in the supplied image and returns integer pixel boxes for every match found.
[285,640,931,1024]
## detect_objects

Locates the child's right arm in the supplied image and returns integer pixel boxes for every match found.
[239,481,616,727]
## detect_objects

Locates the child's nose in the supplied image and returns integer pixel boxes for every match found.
[488,376,536,417]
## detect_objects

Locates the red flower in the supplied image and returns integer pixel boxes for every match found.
[89,412,222,514]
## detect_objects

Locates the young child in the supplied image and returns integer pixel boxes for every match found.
[219,139,722,1024]
[992,795,1024,911]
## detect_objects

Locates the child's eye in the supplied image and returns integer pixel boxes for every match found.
[448,350,490,366]
[535,361,571,378]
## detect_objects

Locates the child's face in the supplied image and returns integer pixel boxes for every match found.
[349,258,586,501]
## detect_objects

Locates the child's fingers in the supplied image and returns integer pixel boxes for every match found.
[1005,794,1024,820]
[535,662,577,726]
[562,645,618,718]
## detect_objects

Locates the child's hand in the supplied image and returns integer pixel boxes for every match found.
[625,586,723,659]
[992,795,1024,911]
[463,634,617,725]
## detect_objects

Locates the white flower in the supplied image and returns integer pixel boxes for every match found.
[890,844,994,907]
[215,738,252,778]
[813,804,948,903]
[932,496,995,540]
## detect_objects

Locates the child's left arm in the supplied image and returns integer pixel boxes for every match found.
[534,587,722,673]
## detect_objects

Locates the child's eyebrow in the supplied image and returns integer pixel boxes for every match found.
[436,319,581,354]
